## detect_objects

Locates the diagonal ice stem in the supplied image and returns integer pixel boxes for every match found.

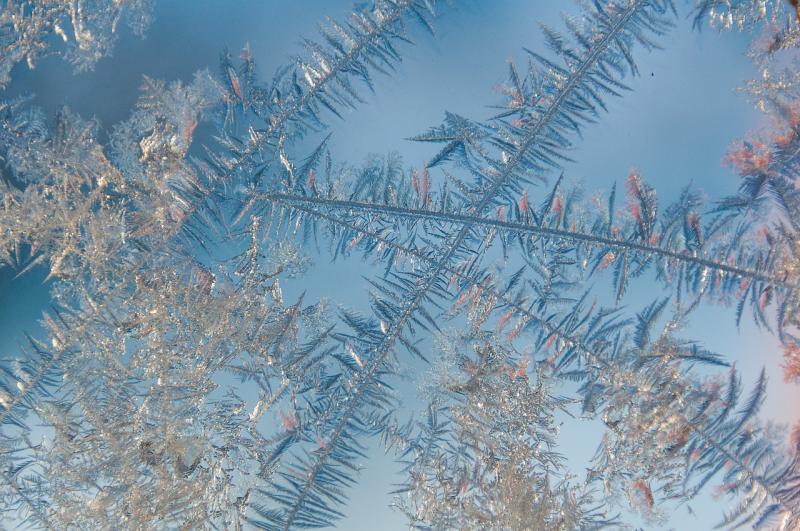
[258,192,797,290]
[275,2,675,527]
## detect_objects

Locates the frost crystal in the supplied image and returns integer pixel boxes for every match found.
[1,0,800,529]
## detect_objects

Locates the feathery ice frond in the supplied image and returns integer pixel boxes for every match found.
[396,335,616,530]
[717,102,800,226]
[240,2,678,526]
[693,0,796,31]
[682,369,800,529]
[0,0,154,88]
[25,264,331,529]
[693,0,800,123]
[0,71,224,279]
[0,76,337,528]
[256,162,798,331]
[0,1,450,516]
[559,301,800,526]
[212,0,443,183]
[462,0,676,188]
[715,101,800,350]
[366,0,678,380]
[2,0,798,528]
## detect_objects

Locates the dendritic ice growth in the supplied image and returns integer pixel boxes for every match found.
[1,0,800,529]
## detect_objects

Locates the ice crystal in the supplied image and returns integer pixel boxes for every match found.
[1,0,800,529]
[0,0,154,88]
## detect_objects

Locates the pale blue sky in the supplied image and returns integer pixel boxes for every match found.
[1,1,796,529]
